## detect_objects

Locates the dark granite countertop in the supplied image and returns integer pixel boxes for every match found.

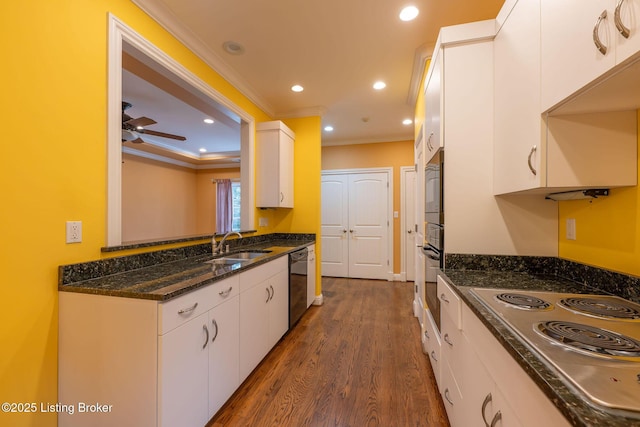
[440,267,640,427]
[59,234,314,301]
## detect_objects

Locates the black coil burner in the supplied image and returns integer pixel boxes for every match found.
[495,293,552,310]
[558,297,640,320]
[536,320,640,359]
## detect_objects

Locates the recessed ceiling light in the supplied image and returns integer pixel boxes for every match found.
[373,81,386,90]
[291,85,304,92]
[204,118,214,124]
[222,41,245,55]
[324,126,334,132]
[403,119,413,125]
[399,6,419,21]
[136,126,144,130]
[199,148,207,153]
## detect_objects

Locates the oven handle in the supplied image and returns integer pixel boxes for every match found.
[420,245,440,261]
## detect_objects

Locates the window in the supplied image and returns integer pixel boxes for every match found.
[231,182,241,231]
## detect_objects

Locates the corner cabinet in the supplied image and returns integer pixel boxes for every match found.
[435,276,569,427]
[59,256,290,427]
[493,0,638,195]
[256,121,294,208]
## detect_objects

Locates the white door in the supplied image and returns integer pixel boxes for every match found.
[348,173,389,279]
[321,175,349,277]
[402,167,416,281]
[321,171,390,280]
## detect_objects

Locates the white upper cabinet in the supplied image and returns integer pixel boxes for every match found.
[424,51,443,164]
[541,0,640,112]
[256,121,294,208]
[494,0,543,194]
[494,0,638,195]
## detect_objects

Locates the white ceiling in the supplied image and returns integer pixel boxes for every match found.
[125,0,504,160]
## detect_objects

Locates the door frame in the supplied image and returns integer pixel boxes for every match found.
[400,166,416,282]
[321,167,394,281]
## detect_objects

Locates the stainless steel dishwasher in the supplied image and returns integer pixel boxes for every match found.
[289,247,308,328]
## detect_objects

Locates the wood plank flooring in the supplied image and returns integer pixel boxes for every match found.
[208,277,449,427]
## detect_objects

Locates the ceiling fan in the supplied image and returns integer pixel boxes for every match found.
[121,101,187,143]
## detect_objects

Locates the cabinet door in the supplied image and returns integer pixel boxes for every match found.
[424,51,442,163]
[208,295,240,418]
[494,0,543,194]
[158,312,209,427]
[307,245,316,308]
[268,269,290,347]
[541,0,616,111]
[239,279,270,380]
[278,132,294,207]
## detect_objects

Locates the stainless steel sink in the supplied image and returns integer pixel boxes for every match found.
[226,251,270,260]
[204,250,271,265]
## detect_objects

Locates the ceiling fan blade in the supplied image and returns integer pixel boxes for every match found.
[125,116,157,128]
[131,137,145,144]
[141,129,187,141]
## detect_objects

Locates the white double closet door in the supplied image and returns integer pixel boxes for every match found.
[321,170,391,280]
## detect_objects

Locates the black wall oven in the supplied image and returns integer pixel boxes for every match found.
[424,148,443,332]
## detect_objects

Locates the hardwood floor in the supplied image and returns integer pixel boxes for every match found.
[208,277,449,427]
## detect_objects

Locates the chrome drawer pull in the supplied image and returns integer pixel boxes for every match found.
[593,10,608,55]
[481,393,493,427]
[202,324,209,350]
[444,388,454,406]
[615,0,630,38]
[219,286,233,297]
[265,287,271,303]
[491,410,502,427]
[178,302,198,315]
[430,350,438,362]
[269,285,275,301]
[211,319,219,343]
[527,145,537,176]
[444,333,453,347]
[424,330,430,340]
[440,293,449,303]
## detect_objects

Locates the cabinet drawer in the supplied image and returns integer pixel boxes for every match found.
[158,276,237,335]
[209,275,240,307]
[437,276,461,329]
[239,256,288,293]
[423,308,442,388]
[440,361,463,426]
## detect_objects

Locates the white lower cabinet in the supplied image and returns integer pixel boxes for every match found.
[239,256,289,381]
[436,275,569,427]
[59,256,290,427]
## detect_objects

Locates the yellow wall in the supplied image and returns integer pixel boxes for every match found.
[322,141,415,274]
[0,2,320,426]
[559,110,640,276]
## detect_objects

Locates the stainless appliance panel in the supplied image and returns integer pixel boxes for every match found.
[289,248,308,328]
[470,288,640,416]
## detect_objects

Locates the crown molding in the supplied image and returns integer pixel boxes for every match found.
[322,133,413,147]
[406,43,434,108]
[275,105,327,119]
[131,0,275,117]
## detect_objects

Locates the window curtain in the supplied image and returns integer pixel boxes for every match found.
[216,179,233,233]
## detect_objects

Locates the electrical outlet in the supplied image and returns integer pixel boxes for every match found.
[66,221,82,243]
[259,217,268,227]
[566,218,576,240]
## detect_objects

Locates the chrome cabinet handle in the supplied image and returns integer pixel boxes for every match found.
[481,393,493,427]
[178,302,198,315]
[440,293,449,303]
[218,286,233,297]
[430,350,438,362]
[593,10,608,55]
[269,285,274,301]
[527,145,537,176]
[202,324,209,350]
[424,330,430,340]
[444,388,454,406]
[615,0,630,38]
[280,192,284,202]
[265,287,271,303]
[211,319,219,343]
[342,229,347,233]
[408,229,413,234]
[426,132,434,150]
[491,410,502,427]
[444,333,453,347]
